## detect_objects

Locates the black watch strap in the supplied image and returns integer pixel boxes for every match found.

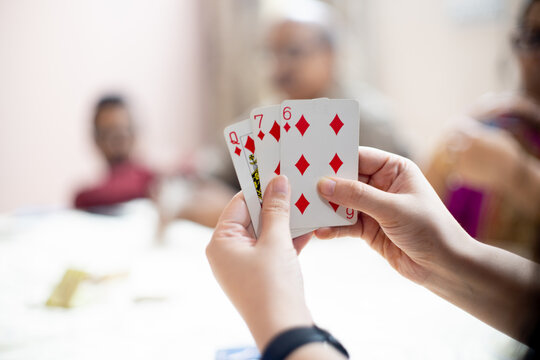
[261,325,349,360]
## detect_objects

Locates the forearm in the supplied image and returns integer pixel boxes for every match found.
[238,294,313,351]
[241,301,344,359]
[246,314,313,352]
[425,231,540,341]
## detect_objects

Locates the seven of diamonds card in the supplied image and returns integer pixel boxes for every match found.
[250,105,281,196]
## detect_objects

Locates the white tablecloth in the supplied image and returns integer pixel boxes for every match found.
[0,201,524,359]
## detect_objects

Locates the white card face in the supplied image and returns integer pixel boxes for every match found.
[224,120,263,236]
[250,105,281,196]
[280,99,359,229]
[251,105,316,237]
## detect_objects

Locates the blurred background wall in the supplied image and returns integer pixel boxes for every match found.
[365,0,522,162]
[0,0,202,212]
[202,0,523,158]
[0,0,525,212]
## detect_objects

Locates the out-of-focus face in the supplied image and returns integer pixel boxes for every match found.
[515,2,540,100]
[94,105,134,166]
[267,21,335,99]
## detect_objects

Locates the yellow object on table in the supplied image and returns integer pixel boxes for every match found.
[46,269,89,308]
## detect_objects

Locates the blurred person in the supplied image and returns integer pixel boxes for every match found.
[74,96,232,229]
[207,148,540,359]
[219,0,408,192]
[264,0,407,155]
[74,95,155,211]
[426,0,540,260]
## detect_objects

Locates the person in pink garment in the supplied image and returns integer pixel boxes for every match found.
[425,0,540,260]
[74,95,155,210]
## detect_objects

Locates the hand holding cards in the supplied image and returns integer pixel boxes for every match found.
[224,98,360,237]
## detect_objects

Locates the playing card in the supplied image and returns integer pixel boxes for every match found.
[224,119,312,238]
[280,99,359,229]
[250,106,315,238]
[224,120,262,236]
[250,105,281,196]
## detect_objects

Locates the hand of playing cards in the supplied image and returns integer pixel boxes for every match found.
[224,98,360,238]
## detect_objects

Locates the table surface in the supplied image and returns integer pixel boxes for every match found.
[0,201,525,359]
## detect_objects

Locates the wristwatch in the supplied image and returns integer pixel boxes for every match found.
[261,325,349,360]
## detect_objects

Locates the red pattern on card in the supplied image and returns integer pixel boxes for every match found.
[245,136,255,153]
[284,123,291,132]
[295,194,310,214]
[329,201,339,212]
[329,153,343,174]
[295,155,310,175]
[234,147,241,156]
[257,131,265,140]
[295,115,310,136]
[269,121,280,142]
[330,114,344,135]
[274,162,280,175]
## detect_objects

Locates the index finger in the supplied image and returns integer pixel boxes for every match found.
[358,146,400,177]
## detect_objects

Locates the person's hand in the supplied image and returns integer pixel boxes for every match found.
[443,120,524,194]
[315,147,473,285]
[176,179,236,228]
[206,176,313,350]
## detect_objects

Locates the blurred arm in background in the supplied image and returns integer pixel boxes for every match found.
[152,164,236,235]
[426,118,540,217]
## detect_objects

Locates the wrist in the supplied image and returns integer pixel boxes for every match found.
[421,220,478,296]
[262,325,349,360]
[245,304,313,351]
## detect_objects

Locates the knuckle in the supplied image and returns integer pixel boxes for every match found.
[403,157,419,172]
[262,197,290,218]
[346,181,365,205]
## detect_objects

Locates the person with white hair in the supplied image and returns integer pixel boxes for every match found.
[264,0,408,156]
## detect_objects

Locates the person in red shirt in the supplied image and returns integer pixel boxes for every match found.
[74,96,155,210]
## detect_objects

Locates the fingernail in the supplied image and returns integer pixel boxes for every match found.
[319,178,336,196]
[272,175,289,195]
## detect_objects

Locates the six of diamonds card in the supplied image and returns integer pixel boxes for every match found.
[225,98,359,237]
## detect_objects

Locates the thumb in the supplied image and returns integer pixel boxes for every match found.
[259,175,292,246]
[317,177,395,220]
